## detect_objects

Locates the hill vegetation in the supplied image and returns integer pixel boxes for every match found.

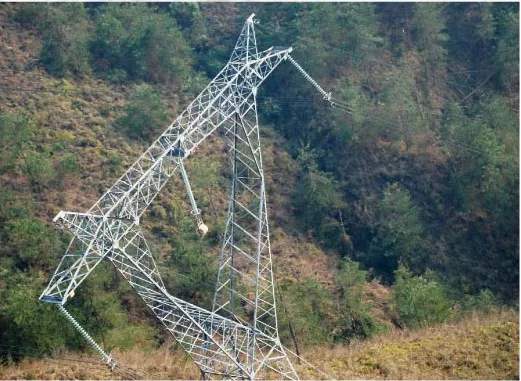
[0,309,517,379]
[0,2,518,378]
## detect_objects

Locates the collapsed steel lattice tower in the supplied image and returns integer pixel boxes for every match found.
[41,14,333,380]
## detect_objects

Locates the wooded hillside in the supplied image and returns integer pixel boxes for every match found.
[0,2,518,374]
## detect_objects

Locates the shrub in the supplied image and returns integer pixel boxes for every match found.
[366,183,427,281]
[6,217,60,269]
[23,151,56,188]
[167,216,217,309]
[0,274,70,357]
[0,112,34,173]
[461,289,498,313]
[335,260,384,341]
[293,148,345,237]
[115,84,168,139]
[105,152,123,175]
[391,266,452,328]
[104,324,155,350]
[57,154,80,177]
[12,3,47,27]
[91,4,193,85]
[15,4,91,77]
[277,278,335,346]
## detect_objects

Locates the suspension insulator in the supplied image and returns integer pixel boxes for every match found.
[198,223,209,236]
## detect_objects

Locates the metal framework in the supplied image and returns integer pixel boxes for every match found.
[40,14,333,380]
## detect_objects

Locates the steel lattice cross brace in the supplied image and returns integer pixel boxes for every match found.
[41,13,333,380]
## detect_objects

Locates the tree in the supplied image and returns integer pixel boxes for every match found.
[166,217,217,309]
[115,84,168,140]
[366,183,426,281]
[5,217,61,270]
[445,3,496,95]
[0,274,71,357]
[492,5,519,91]
[411,4,448,94]
[91,4,193,85]
[277,279,335,346]
[23,151,56,189]
[441,101,518,300]
[391,266,451,328]
[0,112,34,173]
[16,4,92,77]
[293,148,345,242]
[375,3,416,56]
[295,3,381,74]
[379,65,427,146]
[167,3,207,48]
[335,260,383,341]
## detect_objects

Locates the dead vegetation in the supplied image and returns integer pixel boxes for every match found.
[298,308,519,380]
[0,309,516,380]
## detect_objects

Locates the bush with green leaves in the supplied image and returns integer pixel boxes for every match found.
[115,84,168,139]
[277,278,335,346]
[391,266,452,328]
[166,216,217,309]
[295,3,381,73]
[293,148,345,242]
[91,4,193,85]
[23,151,56,188]
[461,289,497,313]
[56,153,80,183]
[335,260,385,341]
[441,100,518,300]
[15,4,91,77]
[67,265,158,351]
[0,274,72,357]
[5,217,61,270]
[0,112,34,173]
[12,3,47,26]
[366,183,427,281]
[0,265,157,358]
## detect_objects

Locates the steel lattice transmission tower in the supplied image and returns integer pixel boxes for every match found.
[40,14,334,380]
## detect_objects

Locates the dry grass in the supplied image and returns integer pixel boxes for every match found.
[1,310,517,380]
[296,309,519,380]
[0,347,199,380]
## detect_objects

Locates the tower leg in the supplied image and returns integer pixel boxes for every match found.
[213,93,297,379]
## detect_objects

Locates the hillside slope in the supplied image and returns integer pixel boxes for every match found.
[0,1,363,353]
[0,3,518,379]
[0,310,517,380]
[0,4,338,287]
[303,309,519,380]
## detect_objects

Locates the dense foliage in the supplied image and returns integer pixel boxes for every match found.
[391,266,451,328]
[91,4,194,85]
[1,2,518,359]
[115,84,168,139]
[257,3,518,301]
